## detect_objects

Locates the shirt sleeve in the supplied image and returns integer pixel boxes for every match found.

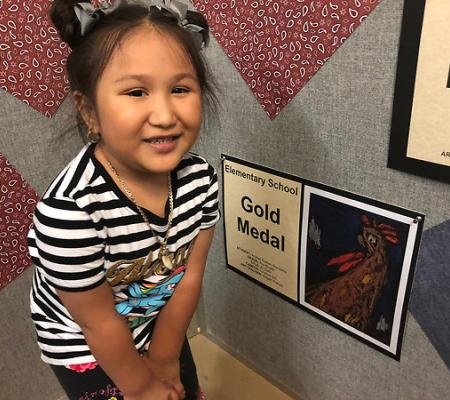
[200,165,221,229]
[28,196,106,292]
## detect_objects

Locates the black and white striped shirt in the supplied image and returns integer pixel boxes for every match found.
[28,144,220,365]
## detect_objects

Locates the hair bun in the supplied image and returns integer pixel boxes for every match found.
[50,0,86,48]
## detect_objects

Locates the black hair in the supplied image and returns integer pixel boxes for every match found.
[50,0,217,140]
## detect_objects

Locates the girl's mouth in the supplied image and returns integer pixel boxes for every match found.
[143,135,178,152]
[144,136,176,144]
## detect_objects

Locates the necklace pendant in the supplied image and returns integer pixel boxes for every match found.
[162,254,174,270]
[160,246,170,257]
[159,247,174,270]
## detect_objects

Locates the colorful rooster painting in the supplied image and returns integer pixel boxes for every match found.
[305,215,401,333]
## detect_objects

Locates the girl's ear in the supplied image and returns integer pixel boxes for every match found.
[73,91,100,133]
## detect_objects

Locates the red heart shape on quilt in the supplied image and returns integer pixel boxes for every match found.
[193,0,382,118]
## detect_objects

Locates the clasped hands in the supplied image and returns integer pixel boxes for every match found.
[125,354,185,400]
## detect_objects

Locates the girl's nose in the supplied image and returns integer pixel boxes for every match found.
[147,95,177,128]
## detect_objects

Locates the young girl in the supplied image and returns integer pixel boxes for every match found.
[28,1,219,399]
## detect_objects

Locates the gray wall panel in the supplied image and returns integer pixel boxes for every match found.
[0,270,66,399]
[0,92,82,195]
[195,0,450,398]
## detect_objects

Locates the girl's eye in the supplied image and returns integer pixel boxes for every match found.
[172,87,190,94]
[127,90,146,97]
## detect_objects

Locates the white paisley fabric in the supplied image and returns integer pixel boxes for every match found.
[192,0,382,118]
[0,0,70,116]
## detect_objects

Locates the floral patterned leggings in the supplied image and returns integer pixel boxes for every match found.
[50,339,201,400]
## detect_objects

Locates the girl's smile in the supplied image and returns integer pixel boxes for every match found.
[143,135,180,153]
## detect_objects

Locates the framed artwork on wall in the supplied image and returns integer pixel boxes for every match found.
[298,184,424,360]
[388,0,450,183]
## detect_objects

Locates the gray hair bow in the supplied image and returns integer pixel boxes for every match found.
[74,0,205,47]
[74,1,122,36]
[153,0,206,47]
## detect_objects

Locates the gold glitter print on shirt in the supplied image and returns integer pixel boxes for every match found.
[106,240,195,287]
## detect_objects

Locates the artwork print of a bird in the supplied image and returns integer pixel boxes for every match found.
[305,215,400,333]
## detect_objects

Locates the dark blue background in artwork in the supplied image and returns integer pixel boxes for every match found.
[305,193,410,344]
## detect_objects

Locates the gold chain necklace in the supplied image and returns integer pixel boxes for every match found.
[105,159,174,271]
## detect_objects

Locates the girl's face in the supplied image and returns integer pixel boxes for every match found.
[89,25,202,179]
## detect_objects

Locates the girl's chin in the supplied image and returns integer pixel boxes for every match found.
[139,158,181,175]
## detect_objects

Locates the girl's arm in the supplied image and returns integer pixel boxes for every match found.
[56,283,178,399]
[144,227,215,371]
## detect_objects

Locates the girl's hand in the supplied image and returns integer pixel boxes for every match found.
[124,378,181,400]
[143,356,185,399]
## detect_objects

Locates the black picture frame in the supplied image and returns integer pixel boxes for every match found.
[388,0,450,183]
